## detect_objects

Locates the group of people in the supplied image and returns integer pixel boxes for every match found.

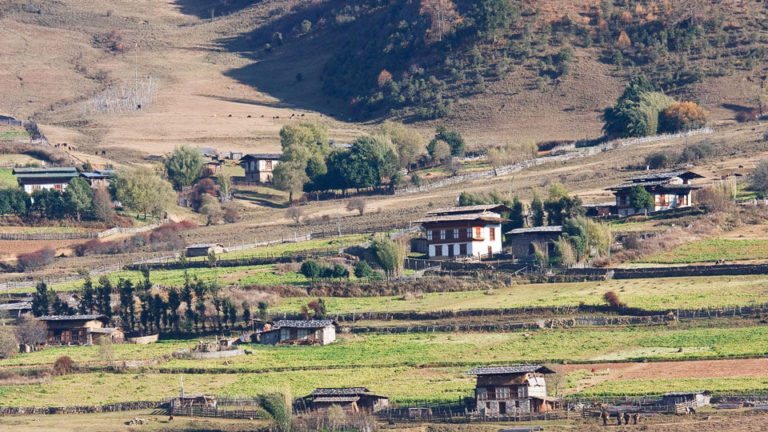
[601,409,639,426]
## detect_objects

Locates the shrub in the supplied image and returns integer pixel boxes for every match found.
[603,291,625,308]
[53,356,74,375]
[300,260,323,280]
[750,159,768,194]
[223,207,239,223]
[736,109,759,123]
[15,314,47,346]
[678,142,715,164]
[660,102,707,132]
[695,184,734,213]
[354,261,375,279]
[644,152,675,169]
[17,247,55,271]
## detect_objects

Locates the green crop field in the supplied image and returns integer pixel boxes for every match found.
[0,168,17,189]
[573,376,768,397]
[216,233,372,260]
[273,275,768,314]
[638,239,768,264]
[7,325,768,371]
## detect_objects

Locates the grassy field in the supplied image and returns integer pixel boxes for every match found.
[273,275,768,314]
[0,169,17,189]
[216,233,372,260]
[43,264,312,293]
[7,325,768,370]
[575,376,768,397]
[638,239,768,264]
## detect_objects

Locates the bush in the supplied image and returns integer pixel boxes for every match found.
[660,102,707,132]
[603,291,625,308]
[750,159,768,194]
[300,260,323,280]
[678,142,715,164]
[347,197,366,216]
[53,356,74,375]
[0,329,18,359]
[354,261,376,279]
[223,207,239,223]
[17,247,56,271]
[15,314,47,346]
[644,152,675,169]
[736,109,759,123]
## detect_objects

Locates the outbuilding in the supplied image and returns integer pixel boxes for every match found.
[260,319,336,345]
[505,226,562,260]
[661,391,711,409]
[38,314,115,345]
[305,388,389,413]
[185,243,225,257]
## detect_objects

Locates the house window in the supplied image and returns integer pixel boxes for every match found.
[474,227,482,239]
[459,244,467,255]
[432,230,439,241]
[453,229,459,239]
[477,388,488,400]
[440,230,446,240]
[466,228,471,239]
[489,228,495,241]
[265,160,272,170]
[54,184,64,191]
[446,229,453,240]
[434,246,441,257]
[427,231,433,241]
[495,386,509,399]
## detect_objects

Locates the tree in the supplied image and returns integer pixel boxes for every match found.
[381,122,425,169]
[332,264,349,279]
[165,145,204,190]
[428,139,452,162]
[429,126,465,157]
[345,135,399,189]
[258,392,292,432]
[629,185,654,213]
[509,197,524,229]
[273,161,309,203]
[0,188,30,216]
[242,301,251,327]
[751,160,768,195]
[660,102,708,132]
[354,261,376,280]
[530,192,544,227]
[117,278,135,332]
[0,329,17,359]
[218,173,232,202]
[114,167,176,219]
[420,0,462,43]
[473,0,515,41]
[31,282,50,317]
[257,301,269,321]
[15,314,47,346]
[96,276,113,318]
[544,184,584,225]
[300,260,323,280]
[199,194,222,225]
[79,277,96,314]
[92,187,116,224]
[347,197,366,216]
[371,238,406,281]
[65,177,93,222]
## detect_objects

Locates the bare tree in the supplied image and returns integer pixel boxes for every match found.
[15,314,47,347]
[420,0,462,43]
[347,197,367,216]
[287,206,303,224]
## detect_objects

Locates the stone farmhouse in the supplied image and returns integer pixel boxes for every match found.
[260,319,336,346]
[414,205,509,259]
[608,170,704,217]
[467,365,557,417]
[304,388,389,413]
[239,153,282,183]
[38,314,124,345]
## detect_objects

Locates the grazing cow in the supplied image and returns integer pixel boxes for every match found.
[632,413,639,424]
[623,412,630,425]
[600,410,608,426]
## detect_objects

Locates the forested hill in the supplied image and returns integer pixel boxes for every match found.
[240,0,768,124]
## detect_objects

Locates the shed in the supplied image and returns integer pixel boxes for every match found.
[661,391,711,408]
[504,226,562,260]
[90,327,125,344]
[305,388,389,413]
[185,243,225,257]
[261,319,336,345]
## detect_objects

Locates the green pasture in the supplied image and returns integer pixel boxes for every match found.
[574,376,768,397]
[638,239,768,264]
[7,325,768,371]
[0,169,17,189]
[273,275,768,314]
[216,233,372,259]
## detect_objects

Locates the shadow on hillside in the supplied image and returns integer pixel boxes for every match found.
[234,190,287,209]
[172,0,259,19]
[722,103,755,113]
[212,0,360,121]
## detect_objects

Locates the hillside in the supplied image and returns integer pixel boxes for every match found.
[1,0,767,160]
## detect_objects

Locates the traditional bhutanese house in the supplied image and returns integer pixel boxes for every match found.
[38,314,117,346]
[414,205,510,259]
[467,365,556,416]
[79,169,115,189]
[13,167,78,195]
[202,161,222,176]
[239,153,282,183]
[185,243,225,257]
[661,391,711,408]
[608,170,704,217]
[305,388,389,413]
[0,300,32,317]
[505,226,562,260]
[260,319,336,346]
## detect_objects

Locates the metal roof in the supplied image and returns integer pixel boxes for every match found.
[428,204,512,215]
[240,153,282,161]
[273,319,334,329]
[311,388,370,396]
[38,314,108,322]
[80,172,110,179]
[186,243,223,249]
[312,396,360,403]
[414,214,505,224]
[466,365,554,375]
[626,170,704,182]
[0,302,31,311]
[506,226,563,235]
[608,181,701,191]
[661,391,711,396]
[12,167,78,174]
